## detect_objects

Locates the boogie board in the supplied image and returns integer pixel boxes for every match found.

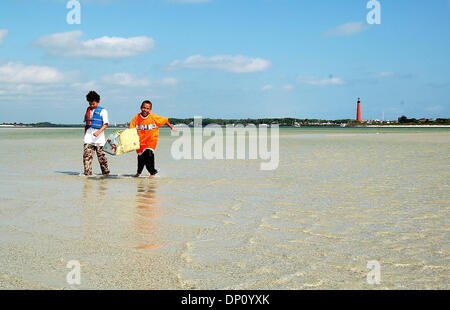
[104,128,140,155]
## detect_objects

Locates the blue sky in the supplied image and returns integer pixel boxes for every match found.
[0,0,449,123]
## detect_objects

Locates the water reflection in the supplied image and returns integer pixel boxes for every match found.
[82,177,108,201]
[80,178,108,243]
[134,180,162,250]
[79,177,163,250]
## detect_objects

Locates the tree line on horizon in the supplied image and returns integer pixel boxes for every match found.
[167,118,356,126]
[2,117,450,127]
[397,116,450,125]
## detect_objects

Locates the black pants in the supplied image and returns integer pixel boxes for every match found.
[137,149,158,175]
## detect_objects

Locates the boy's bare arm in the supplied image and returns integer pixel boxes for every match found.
[94,123,108,137]
[167,121,178,131]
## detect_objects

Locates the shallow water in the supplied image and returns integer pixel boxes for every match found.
[0,127,449,289]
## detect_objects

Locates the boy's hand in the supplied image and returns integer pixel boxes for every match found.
[167,123,178,132]
[93,124,107,137]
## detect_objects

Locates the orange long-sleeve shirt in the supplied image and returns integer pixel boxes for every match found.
[129,113,169,154]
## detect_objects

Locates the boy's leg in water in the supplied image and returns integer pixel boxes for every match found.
[95,145,110,176]
[135,152,145,177]
[83,144,94,175]
[145,149,158,176]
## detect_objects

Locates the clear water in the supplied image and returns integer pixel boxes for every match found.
[0,127,449,289]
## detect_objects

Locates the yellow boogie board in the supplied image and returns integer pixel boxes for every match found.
[104,128,140,155]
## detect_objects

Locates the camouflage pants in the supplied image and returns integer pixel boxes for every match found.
[83,144,110,176]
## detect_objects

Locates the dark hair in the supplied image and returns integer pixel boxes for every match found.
[86,91,100,103]
[141,100,152,109]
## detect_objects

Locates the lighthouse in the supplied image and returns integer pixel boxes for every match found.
[356,97,362,122]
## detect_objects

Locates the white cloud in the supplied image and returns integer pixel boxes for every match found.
[377,72,395,78]
[297,76,345,86]
[101,73,178,88]
[34,31,155,58]
[376,72,413,79]
[70,81,99,91]
[0,62,65,84]
[261,84,273,91]
[0,29,8,45]
[161,77,178,85]
[322,22,368,37]
[102,73,150,87]
[167,0,210,2]
[426,105,444,112]
[261,84,294,91]
[170,54,271,73]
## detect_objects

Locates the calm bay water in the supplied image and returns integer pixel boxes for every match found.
[0,127,449,289]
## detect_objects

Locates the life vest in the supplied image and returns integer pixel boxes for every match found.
[85,106,104,129]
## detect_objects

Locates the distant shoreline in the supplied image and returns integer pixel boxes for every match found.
[365,125,450,128]
[1,118,450,128]
[1,124,450,129]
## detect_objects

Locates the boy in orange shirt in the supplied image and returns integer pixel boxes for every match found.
[129,100,177,178]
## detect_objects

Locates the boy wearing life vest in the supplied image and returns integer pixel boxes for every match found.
[129,100,177,178]
[83,91,110,176]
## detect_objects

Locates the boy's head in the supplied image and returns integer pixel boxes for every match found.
[86,91,100,109]
[140,100,152,117]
